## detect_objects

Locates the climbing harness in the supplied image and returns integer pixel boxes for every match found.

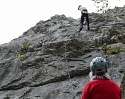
[83,17,87,27]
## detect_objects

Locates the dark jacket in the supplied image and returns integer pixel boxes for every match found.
[78,6,90,32]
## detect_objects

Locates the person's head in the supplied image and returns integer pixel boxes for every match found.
[78,5,88,13]
[89,57,111,81]
[90,57,108,76]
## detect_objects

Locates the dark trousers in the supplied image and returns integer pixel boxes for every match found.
[79,13,90,32]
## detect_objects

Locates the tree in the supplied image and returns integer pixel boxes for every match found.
[91,0,109,13]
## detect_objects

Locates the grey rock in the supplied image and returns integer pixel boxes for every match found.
[0,6,125,99]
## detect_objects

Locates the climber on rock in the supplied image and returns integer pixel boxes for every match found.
[81,57,122,99]
[78,5,90,32]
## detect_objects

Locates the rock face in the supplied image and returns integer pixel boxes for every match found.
[0,6,125,99]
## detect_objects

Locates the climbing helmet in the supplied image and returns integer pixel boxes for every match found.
[90,57,108,75]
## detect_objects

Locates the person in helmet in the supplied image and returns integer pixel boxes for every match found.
[81,57,122,99]
[78,5,90,32]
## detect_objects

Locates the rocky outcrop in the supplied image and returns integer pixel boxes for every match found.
[0,6,125,99]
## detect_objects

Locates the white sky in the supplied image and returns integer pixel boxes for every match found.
[0,0,125,45]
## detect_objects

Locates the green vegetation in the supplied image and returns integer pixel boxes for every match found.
[108,26,125,43]
[68,17,75,24]
[119,15,125,21]
[17,39,32,59]
[91,0,109,13]
[95,26,102,33]
[118,27,124,33]
[17,54,25,59]
[101,44,125,55]
[59,24,66,29]
[21,40,31,50]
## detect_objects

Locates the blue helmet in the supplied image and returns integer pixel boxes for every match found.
[90,57,108,75]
